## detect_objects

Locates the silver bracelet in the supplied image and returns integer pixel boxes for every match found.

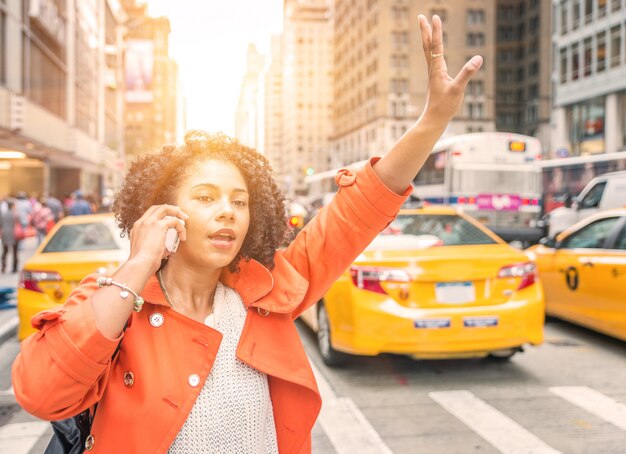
[96,276,145,312]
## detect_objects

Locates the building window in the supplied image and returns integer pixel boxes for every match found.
[597,31,606,73]
[584,0,593,23]
[572,43,580,80]
[584,37,592,77]
[466,32,485,47]
[612,0,621,12]
[598,0,607,17]
[468,80,484,95]
[527,105,538,123]
[391,54,408,68]
[467,9,486,25]
[611,26,620,68]
[560,48,568,83]
[573,0,581,29]
[567,95,606,156]
[560,2,568,35]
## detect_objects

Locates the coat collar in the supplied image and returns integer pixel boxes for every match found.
[140,252,308,314]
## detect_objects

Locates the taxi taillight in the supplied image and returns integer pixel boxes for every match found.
[20,270,62,293]
[350,266,411,295]
[497,262,536,290]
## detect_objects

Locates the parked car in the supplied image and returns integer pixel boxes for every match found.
[17,213,129,340]
[547,171,626,238]
[526,208,626,342]
[299,206,545,366]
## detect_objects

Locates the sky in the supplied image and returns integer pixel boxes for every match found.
[147,0,284,137]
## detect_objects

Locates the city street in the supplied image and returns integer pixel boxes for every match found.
[0,236,625,454]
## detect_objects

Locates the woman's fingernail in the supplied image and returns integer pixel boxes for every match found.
[471,56,483,68]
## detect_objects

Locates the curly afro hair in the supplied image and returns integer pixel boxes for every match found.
[112,130,290,271]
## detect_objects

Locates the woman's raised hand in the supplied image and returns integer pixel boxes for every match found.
[418,14,483,124]
[128,205,189,274]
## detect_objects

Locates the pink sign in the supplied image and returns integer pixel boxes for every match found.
[476,194,521,211]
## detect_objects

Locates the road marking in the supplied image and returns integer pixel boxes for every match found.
[0,316,18,339]
[549,386,626,431]
[429,390,562,454]
[0,422,49,454]
[310,361,392,454]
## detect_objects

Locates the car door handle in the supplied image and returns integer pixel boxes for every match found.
[581,260,594,267]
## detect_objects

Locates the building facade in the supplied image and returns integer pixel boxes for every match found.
[282,0,333,197]
[0,0,126,200]
[548,0,626,212]
[235,44,266,151]
[122,0,178,163]
[495,0,552,149]
[264,35,286,180]
[331,0,496,172]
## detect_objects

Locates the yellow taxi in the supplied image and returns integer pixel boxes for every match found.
[300,206,545,366]
[526,208,626,342]
[17,213,129,340]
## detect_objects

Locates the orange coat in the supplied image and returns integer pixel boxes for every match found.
[12,159,410,453]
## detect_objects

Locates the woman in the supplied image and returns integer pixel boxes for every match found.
[12,16,481,453]
[0,199,20,273]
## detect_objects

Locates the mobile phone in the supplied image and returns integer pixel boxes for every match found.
[164,217,184,253]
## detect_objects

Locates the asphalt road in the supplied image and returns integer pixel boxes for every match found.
[1,313,625,453]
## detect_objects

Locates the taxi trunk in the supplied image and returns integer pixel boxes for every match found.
[17,251,124,339]
[353,244,537,309]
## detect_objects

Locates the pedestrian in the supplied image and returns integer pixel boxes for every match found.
[12,15,481,453]
[13,191,32,228]
[0,200,21,273]
[68,190,93,216]
[45,194,64,222]
[31,197,53,244]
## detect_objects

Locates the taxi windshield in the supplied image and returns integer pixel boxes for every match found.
[383,214,498,246]
[42,222,124,253]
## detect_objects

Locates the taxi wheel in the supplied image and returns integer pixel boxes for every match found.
[487,348,519,361]
[317,303,348,367]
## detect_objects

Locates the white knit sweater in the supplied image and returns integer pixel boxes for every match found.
[168,283,279,453]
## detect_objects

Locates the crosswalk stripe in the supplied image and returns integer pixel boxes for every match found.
[0,422,49,454]
[310,362,392,454]
[549,386,626,431]
[429,390,562,454]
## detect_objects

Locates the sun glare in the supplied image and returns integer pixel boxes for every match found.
[147,0,283,136]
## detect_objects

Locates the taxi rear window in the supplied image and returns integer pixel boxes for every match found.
[42,222,122,253]
[384,214,497,246]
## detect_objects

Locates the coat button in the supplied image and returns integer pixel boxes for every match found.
[257,307,270,316]
[150,313,164,327]
[334,169,357,187]
[123,371,135,387]
[85,434,95,451]
[188,374,200,387]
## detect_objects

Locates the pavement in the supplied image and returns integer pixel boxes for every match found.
[0,237,38,344]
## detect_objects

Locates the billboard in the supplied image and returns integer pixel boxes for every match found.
[125,40,154,103]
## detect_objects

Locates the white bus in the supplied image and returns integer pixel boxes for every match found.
[305,132,544,244]
[412,132,543,244]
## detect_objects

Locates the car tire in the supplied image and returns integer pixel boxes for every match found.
[487,348,519,361]
[317,303,348,367]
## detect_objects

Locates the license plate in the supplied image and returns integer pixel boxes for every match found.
[464,316,499,327]
[414,318,451,329]
[435,282,475,304]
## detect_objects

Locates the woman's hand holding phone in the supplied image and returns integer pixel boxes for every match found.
[128,204,189,275]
